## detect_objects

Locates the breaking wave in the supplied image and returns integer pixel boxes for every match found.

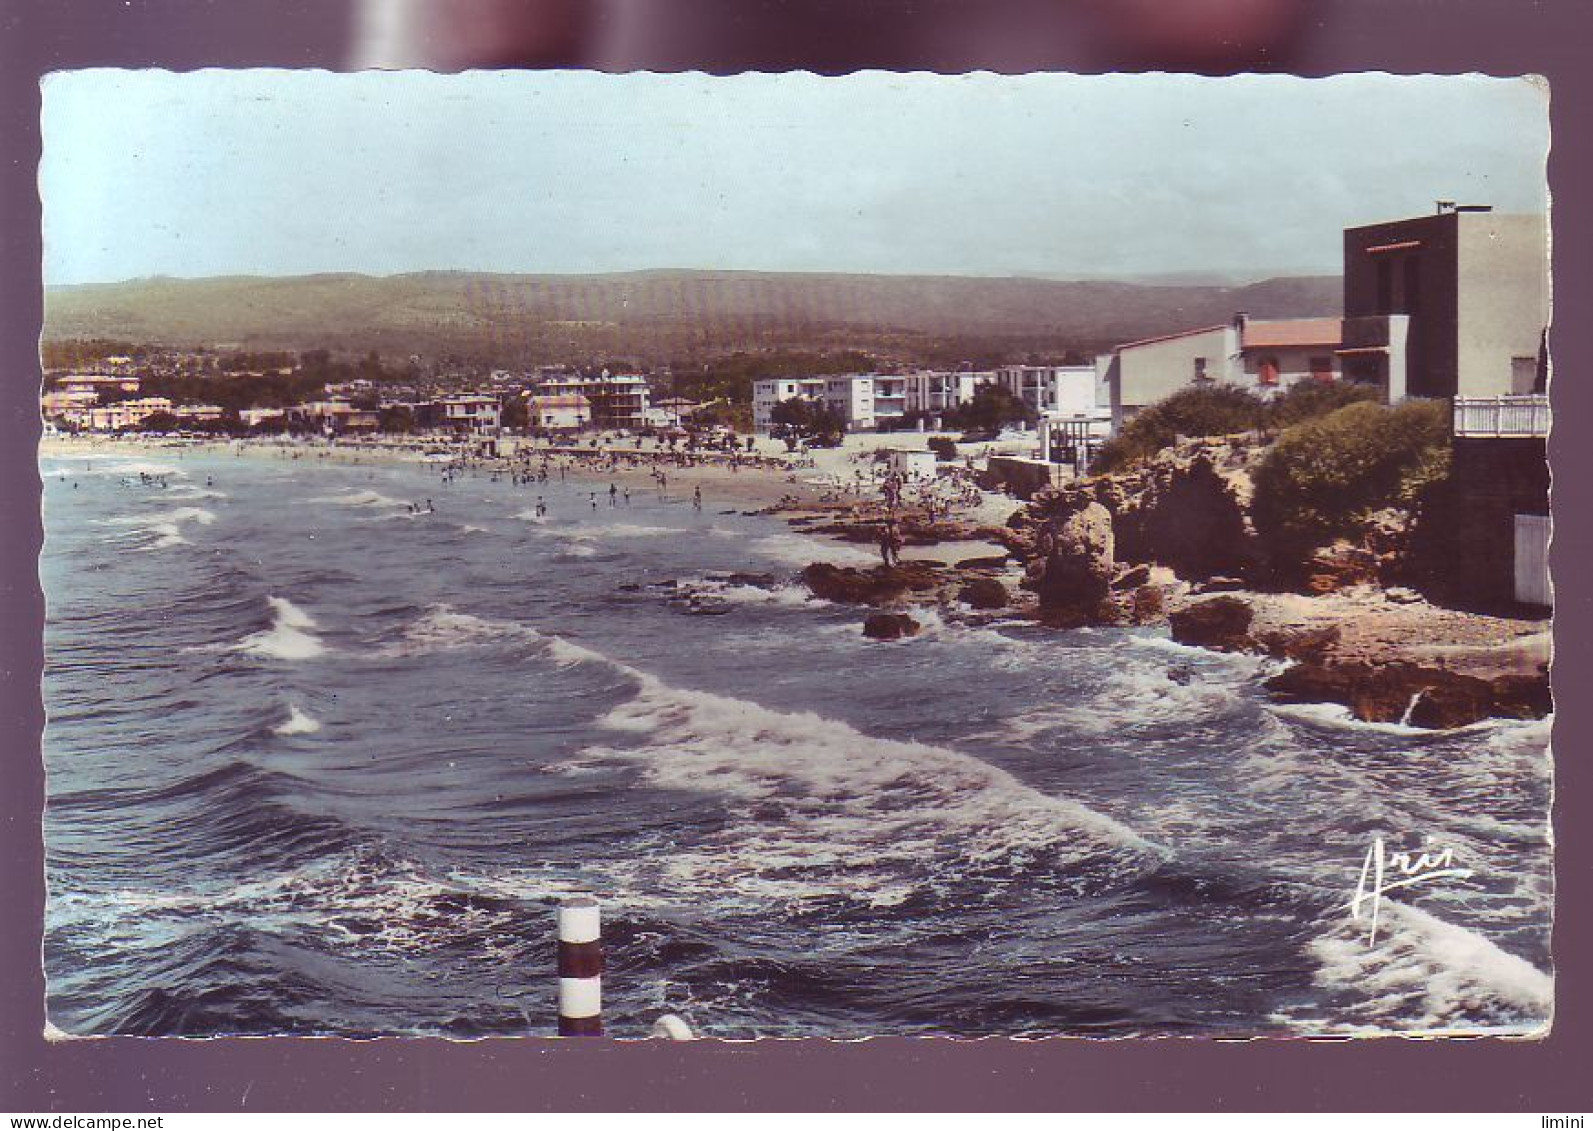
[1294,900,1552,1035]
[272,704,323,736]
[236,597,326,661]
[546,632,1165,909]
[104,506,216,549]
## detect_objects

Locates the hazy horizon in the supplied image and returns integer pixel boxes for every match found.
[41,70,1549,287]
[45,263,1344,290]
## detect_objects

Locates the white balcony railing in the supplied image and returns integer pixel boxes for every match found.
[1453,394,1551,438]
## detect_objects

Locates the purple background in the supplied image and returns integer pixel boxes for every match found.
[2,0,1589,1111]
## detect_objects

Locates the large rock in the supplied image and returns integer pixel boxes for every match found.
[1264,661,1552,728]
[1304,541,1383,594]
[801,561,944,605]
[957,577,1010,609]
[1168,595,1254,651]
[862,612,922,641]
[1129,584,1165,625]
[1114,451,1259,581]
[1252,624,1342,661]
[1032,499,1115,619]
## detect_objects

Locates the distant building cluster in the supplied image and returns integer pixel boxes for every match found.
[42,206,1548,469]
[39,365,687,439]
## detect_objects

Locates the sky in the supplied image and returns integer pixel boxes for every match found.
[40,69,1550,286]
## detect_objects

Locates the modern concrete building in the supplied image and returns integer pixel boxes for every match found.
[752,375,894,432]
[1340,205,1548,401]
[752,377,828,432]
[533,372,651,429]
[440,394,503,435]
[901,371,982,417]
[995,364,1099,416]
[84,397,174,431]
[527,393,590,430]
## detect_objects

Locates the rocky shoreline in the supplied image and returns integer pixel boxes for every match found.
[765,435,1551,730]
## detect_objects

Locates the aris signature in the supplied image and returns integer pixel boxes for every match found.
[1342,836,1474,946]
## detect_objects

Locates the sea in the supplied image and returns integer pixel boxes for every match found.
[39,443,1555,1039]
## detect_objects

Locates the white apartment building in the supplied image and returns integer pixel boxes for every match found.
[84,397,174,431]
[527,393,590,430]
[995,365,1101,416]
[441,394,503,435]
[902,371,988,416]
[533,372,651,429]
[753,373,929,433]
[752,377,827,431]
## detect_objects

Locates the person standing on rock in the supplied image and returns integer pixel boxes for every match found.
[878,519,902,568]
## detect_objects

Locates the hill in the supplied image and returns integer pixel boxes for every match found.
[42,269,1342,367]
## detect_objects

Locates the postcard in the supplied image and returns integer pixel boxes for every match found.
[35,69,1552,1040]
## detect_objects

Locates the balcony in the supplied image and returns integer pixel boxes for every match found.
[1453,394,1550,438]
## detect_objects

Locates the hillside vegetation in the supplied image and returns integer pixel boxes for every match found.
[43,270,1341,368]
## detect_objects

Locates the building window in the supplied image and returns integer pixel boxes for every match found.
[1258,357,1280,386]
[1309,356,1334,383]
[1193,357,1208,381]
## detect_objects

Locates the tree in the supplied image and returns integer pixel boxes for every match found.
[132,411,181,433]
[1091,385,1266,472]
[770,397,846,448]
[378,405,415,434]
[500,396,528,431]
[1251,398,1451,573]
[945,381,1036,433]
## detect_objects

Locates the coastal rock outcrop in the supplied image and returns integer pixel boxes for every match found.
[1168,595,1254,651]
[1028,498,1115,622]
[957,577,1009,609]
[1113,450,1258,581]
[801,561,945,605]
[862,612,923,641]
[1264,661,1552,728]
[1006,439,1262,616]
[1304,541,1384,594]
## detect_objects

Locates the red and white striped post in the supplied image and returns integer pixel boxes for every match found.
[556,896,603,1036]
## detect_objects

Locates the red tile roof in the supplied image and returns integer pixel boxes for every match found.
[1241,318,1342,350]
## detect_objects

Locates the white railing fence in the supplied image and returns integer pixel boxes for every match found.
[1452,394,1551,438]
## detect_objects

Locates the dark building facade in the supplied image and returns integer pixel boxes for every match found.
[1341,207,1547,401]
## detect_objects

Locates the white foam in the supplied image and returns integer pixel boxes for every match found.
[1265,701,1503,738]
[307,489,407,509]
[1299,899,1552,1035]
[1033,654,1253,735]
[70,459,188,479]
[748,533,879,568]
[593,523,679,538]
[550,641,1164,908]
[236,596,326,661]
[679,578,821,609]
[272,704,323,735]
[375,604,543,658]
[103,505,217,549]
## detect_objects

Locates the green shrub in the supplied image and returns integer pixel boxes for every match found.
[1264,380,1382,431]
[1092,385,1265,473]
[926,435,958,461]
[1251,398,1451,569]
